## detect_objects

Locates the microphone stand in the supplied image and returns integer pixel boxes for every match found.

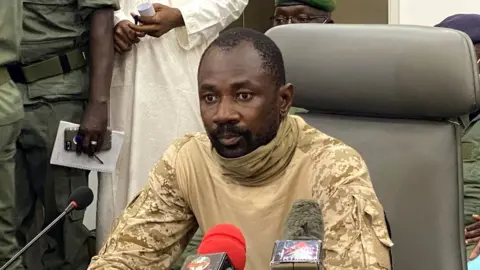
[0,202,76,270]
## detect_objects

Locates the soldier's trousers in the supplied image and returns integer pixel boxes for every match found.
[0,120,24,269]
[172,229,203,269]
[14,99,91,270]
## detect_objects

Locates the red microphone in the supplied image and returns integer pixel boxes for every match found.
[181,224,247,270]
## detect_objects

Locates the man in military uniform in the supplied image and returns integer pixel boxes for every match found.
[90,27,393,270]
[273,0,336,116]
[9,0,119,269]
[435,14,480,260]
[171,2,338,268]
[0,1,26,269]
[273,0,336,26]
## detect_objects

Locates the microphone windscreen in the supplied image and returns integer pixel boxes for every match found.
[198,224,246,270]
[284,200,324,240]
[68,186,94,210]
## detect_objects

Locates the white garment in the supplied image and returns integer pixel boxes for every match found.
[96,0,247,250]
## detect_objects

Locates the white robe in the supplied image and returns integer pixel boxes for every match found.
[96,0,247,250]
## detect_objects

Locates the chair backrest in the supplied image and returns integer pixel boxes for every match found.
[266,24,480,270]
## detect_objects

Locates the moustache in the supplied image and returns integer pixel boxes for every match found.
[212,124,249,138]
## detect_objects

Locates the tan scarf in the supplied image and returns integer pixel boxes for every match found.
[213,115,301,186]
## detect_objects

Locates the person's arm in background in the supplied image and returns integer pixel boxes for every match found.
[312,145,394,269]
[88,144,198,269]
[77,8,115,156]
[129,0,248,49]
[174,0,248,50]
[76,0,119,155]
[113,0,146,54]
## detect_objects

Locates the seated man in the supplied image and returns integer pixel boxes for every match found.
[89,28,393,270]
[435,14,480,260]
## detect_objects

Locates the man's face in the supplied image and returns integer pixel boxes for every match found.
[273,5,330,26]
[198,42,293,159]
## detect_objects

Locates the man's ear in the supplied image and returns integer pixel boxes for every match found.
[279,83,294,117]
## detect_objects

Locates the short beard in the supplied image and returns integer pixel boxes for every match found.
[208,108,281,158]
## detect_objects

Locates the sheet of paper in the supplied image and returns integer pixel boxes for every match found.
[50,121,124,173]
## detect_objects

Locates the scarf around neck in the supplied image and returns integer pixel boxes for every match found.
[213,115,301,186]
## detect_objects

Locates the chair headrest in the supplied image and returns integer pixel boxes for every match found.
[265,24,480,119]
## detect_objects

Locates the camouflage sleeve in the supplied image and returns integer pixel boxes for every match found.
[88,144,198,269]
[311,144,394,270]
[172,229,204,269]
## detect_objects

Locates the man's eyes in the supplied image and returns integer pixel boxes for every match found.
[202,92,253,103]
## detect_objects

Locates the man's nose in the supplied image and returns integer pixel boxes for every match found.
[212,99,240,124]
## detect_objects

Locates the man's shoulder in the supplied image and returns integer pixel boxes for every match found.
[163,132,211,162]
[150,132,210,185]
[296,119,363,166]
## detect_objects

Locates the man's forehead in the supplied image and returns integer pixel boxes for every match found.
[199,43,265,81]
[201,42,261,69]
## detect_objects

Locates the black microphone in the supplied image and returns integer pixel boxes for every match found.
[0,186,94,270]
[270,200,324,270]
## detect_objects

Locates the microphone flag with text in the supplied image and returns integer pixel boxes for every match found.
[270,200,324,270]
[181,223,246,270]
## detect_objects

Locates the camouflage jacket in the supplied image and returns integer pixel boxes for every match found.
[89,115,393,270]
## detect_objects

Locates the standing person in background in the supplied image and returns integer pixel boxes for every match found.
[435,13,480,261]
[272,0,336,115]
[10,0,119,269]
[96,0,248,257]
[0,1,25,269]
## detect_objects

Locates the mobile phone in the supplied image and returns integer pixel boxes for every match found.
[64,128,112,152]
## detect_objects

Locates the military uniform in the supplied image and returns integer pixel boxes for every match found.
[172,230,203,269]
[0,1,25,269]
[461,115,480,255]
[90,115,392,269]
[9,0,118,269]
[435,14,480,257]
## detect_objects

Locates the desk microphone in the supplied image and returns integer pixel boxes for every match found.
[181,224,246,270]
[0,186,94,270]
[270,200,324,270]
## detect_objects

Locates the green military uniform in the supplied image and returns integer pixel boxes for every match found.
[10,0,118,269]
[0,1,25,269]
[461,115,480,255]
[434,13,480,257]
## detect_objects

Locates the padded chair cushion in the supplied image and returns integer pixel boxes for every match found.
[267,24,480,119]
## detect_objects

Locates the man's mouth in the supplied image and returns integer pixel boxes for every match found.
[218,134,242,146]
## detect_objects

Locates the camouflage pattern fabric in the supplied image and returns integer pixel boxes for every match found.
[289,107,309,115]
[172,229,203,269]
[89,115,393,270]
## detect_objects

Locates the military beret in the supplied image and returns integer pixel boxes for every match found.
[435,14,480,44]
[275,0,337,12]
